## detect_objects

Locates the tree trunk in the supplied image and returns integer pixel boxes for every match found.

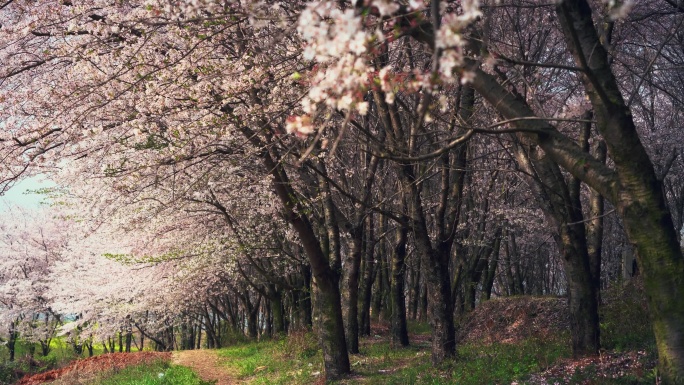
[264,298,272,338]
[512,139,600,357]
[300,266,313,329]
[345,225,363,353]
[196,324,201,349]
[587,139,606,299]
[270,287,285,336]
[40,341,50,357]
[316,167,351,377]
[312,274,350,379]
[202,308,216,349]
[400,160,456,363]
[247,297,260,339]
[424,246,456,364]
[480,235,502,302]
[372,244,384,320]
[390,225,410,347]
[347,139,381,351]
[410,255,421,319]
[125,329,132,352]
[180,324,189,350]
[359,217,375,336]
[240,119,350,380]
[419,272,428,322]
[8,321,18,362]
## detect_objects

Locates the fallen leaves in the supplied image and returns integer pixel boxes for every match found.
[17,351,172,385]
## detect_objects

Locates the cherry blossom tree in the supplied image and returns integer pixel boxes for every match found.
[2,0,684,382]
[0,205,70,360]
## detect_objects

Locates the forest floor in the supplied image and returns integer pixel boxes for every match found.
[172,349,237,385]
[11,282,656,384]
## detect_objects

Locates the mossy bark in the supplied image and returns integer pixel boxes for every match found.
[313,275,350,380]
[618,189,684,384]
[270,288,285,335]
[390,225,410,347]
[424,244,456,364]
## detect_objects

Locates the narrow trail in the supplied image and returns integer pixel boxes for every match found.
[172,349,237,385]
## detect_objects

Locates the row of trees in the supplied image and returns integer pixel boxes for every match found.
[1,0,683,383]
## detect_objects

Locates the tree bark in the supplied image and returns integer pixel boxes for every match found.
[345,224,363,353]
[270,286,285,336]
[410,255,421,319]
[8,320,18,362]
[390,224,410,347]
[125,330,132,353]
[359,215,376,336]
[372,215,388,320]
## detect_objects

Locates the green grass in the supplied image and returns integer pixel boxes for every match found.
[0,339,73,378]
[350,336,569,385]
[2,289,656,385]
[217,332,323,385]
[347,339,433,385]
[450,337,569,385]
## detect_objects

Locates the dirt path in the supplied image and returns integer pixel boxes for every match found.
[172,349,237,385]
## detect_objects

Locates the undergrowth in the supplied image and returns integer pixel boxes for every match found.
[600,279,655,351]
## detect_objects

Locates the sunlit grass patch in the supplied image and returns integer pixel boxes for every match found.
[344,342,434,385]
[218,332,323,385]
